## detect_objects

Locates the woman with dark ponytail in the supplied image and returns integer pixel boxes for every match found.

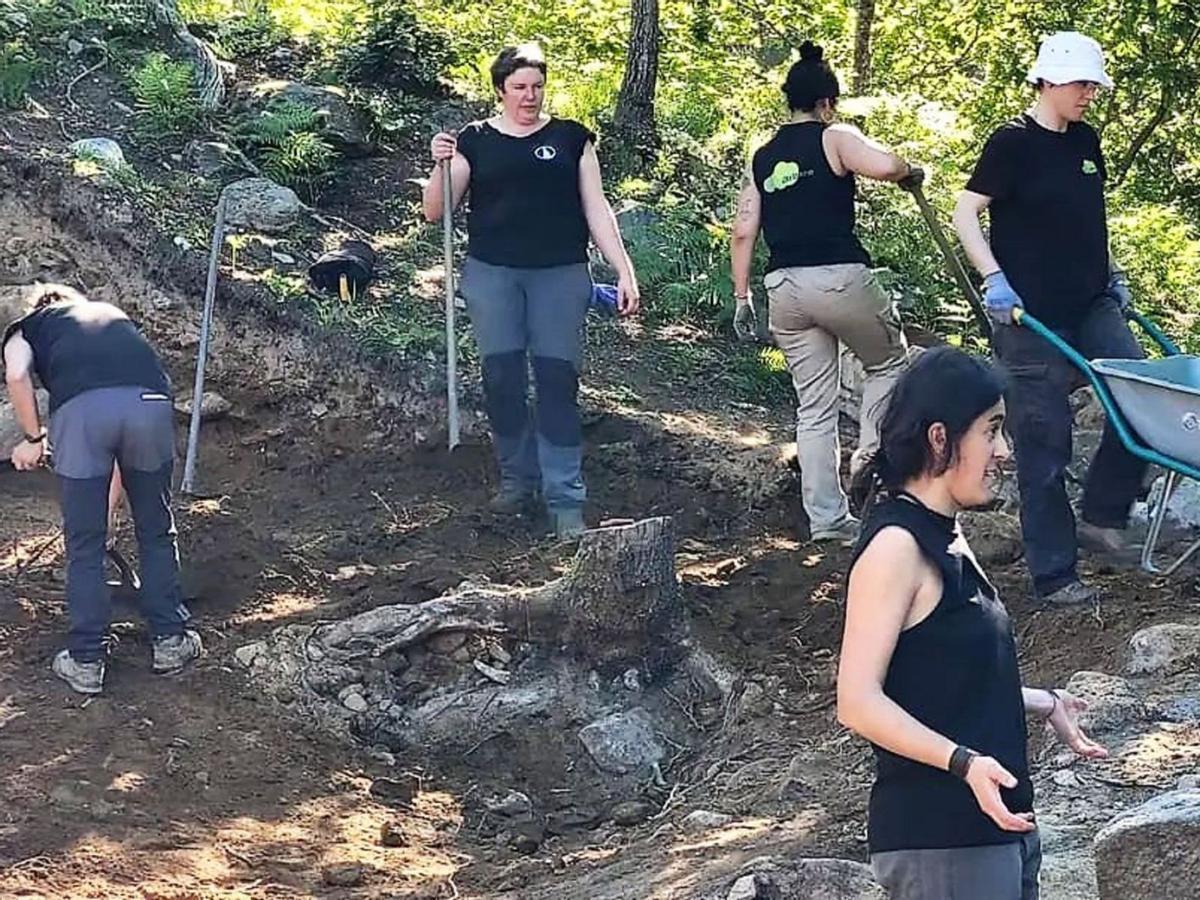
[837,347,1107,899]
[730,40,919,545]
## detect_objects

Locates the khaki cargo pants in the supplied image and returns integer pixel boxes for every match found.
[765,263,908,532]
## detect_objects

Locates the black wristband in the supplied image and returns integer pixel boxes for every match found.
[23,431,44,444]
[948,745,977,780]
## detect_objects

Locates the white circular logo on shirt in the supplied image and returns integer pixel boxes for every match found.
[533,145,557,161]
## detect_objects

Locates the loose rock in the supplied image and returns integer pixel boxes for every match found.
[379,821,408,847]
[682,809,733,833]
[485,790,532,819]
[370,775,419,806]
[610,800,655,826]
[1064,671,1143,732]
[1127,624,1200,675]
[322,862,365,887]
[1094,789,1200,899]
[248,80,372,153]
[222,177,302,234]
[175,391,232,421]
[70,137,126,170]
[578,707,665,775]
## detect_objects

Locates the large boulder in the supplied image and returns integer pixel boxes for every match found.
[703,855,886,900]
[248,80,372,153]
[578,707,664,776]
[1127,624,1200,676]
[222,177,302,233]
[1064,671,1144,732]
[1094,789,1200,900]
[960,510,1023,566]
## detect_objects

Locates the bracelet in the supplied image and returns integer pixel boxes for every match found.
[948,745,978,780]
[1045,688,1060,720]
[23,431,45,444]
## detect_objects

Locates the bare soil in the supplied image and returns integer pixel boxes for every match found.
[0,77,1196,900]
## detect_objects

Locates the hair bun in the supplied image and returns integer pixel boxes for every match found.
[799,40,824,63]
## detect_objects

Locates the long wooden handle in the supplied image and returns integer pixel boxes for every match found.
[442,161,461,450]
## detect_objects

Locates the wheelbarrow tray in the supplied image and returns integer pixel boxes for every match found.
[1091,356,1200,469]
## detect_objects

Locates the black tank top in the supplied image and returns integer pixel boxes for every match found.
[5,301,171,413]
[456,117,595,268]
[848,494,1032,853]
[751,122,869,272]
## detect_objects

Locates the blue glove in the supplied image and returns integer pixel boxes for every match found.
[590,283,618,317]
[983,271,1024,326]
[1106,271,1133,312]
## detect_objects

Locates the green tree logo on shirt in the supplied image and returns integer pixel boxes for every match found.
[764,160,801,193]
[1082,159,1098,175]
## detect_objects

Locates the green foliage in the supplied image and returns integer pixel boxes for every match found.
[326,0,452,93]
[130,53,201,134]
[237,101,337,200]
[0,40,38,108]
[211,0,286,59]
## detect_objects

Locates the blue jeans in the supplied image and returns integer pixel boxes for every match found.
[993,296,1147,597]
[459,257,592,511]
[51,387,186,661]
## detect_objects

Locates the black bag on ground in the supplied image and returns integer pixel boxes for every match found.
[308,240,376,296]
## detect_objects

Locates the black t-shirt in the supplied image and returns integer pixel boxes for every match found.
[456,117,595,268]
[751,122,869,272]
[966,114,1109,327]
[4,301,171,413]
[849,494,1032,853]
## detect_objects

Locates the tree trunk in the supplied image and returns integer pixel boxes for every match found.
[612,0,660,159]
[852,0,876,94]
[150,0,227,109]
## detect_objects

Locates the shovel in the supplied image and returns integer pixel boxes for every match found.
[441,138,461,450]
[899,172,992,340]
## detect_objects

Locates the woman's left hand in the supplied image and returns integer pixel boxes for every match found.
[617,273,640,317]
[1047,689,1108,760]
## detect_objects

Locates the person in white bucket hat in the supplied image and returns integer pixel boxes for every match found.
[952,32,1146,610]
[1026,31,1113,88]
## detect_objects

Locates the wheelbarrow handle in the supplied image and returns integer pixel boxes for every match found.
[1125,308,1182,357]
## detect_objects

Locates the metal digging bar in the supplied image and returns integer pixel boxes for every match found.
[900,174,993,340]
[181,193,228,496]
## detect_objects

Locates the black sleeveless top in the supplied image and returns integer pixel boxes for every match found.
[751,122,870,272]
[849,494,1033,853]
[4,301,171,414]
[456,117,595,269]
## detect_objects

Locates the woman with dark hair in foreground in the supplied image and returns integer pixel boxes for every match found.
[837,347,1107,899]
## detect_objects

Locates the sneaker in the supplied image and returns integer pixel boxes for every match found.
[1042,580,1099,606]
[549,506,587,540]
[52,649,105,695]
[152,630,203,674]
[1078,521,1142,560]
[811,516,861,546]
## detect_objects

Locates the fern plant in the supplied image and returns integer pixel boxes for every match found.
[0,41,37,108]
[130,53,200,134]
[237,100,337,201]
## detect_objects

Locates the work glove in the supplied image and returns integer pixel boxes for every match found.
[733,297,758,342]
[983,271,1024,326]
[1106,270,1133,312]
[897,164,925,193]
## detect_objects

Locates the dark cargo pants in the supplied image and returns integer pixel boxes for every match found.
[49,386,186,662]
[459,257,592,512]
[992,296,1147,597]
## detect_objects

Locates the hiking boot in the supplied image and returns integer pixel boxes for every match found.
[1041,580,1099,607]
[52,649,105,695]
[488,486,538,515]
[549,506,586,540]
[811,516,861,547]
[152,630,203,674]
[1078,521,1142,561]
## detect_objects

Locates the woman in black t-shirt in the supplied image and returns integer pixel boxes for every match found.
[953,32,1147,607]
[838,348,1107,900]
[421,43,639,539]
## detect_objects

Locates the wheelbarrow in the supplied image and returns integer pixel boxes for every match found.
[1013,307,1200,574]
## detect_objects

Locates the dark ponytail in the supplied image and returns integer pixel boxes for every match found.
[851,347,1007,509]
[782,40,841,112]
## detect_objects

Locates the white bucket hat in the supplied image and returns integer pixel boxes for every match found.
[1026,31,1113,88]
